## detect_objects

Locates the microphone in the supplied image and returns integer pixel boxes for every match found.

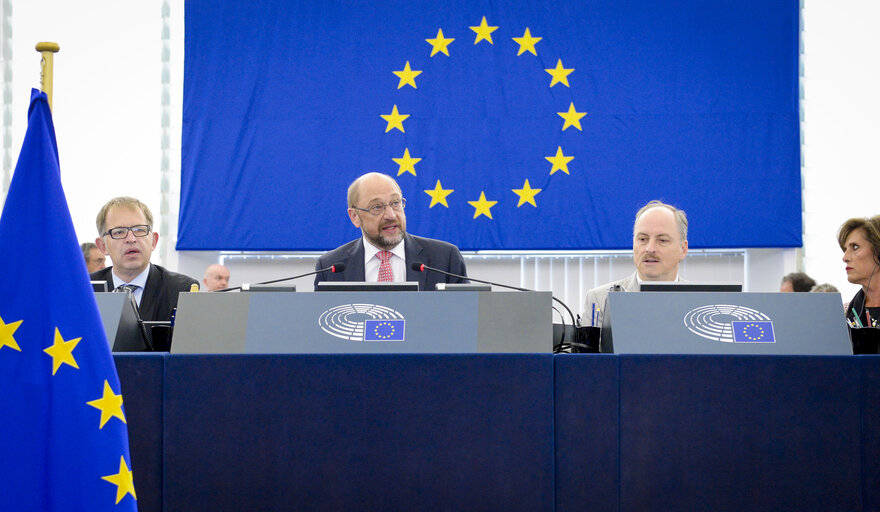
[217,263,346,292]
[410,262,583,351]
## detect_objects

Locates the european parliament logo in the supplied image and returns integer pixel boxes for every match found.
[684,305,775,344]
[319,304,406,342]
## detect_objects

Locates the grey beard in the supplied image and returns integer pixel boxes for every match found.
[364,228,405,250]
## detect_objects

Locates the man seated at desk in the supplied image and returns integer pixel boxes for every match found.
[202,263,230,292]
[582,200,689,326]
[314,172,468,291]
[90,196,198,321]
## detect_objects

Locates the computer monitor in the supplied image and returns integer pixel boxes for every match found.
[241,284,296,292]
[315,281,419,292]
[640,282,742,292]
[435,283,492,291]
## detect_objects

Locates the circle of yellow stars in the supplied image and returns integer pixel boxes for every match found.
[372,321,398,340]
[740,323,766,341]
[0,314,137,505]
[380,16,586,220]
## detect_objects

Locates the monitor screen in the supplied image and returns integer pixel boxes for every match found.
[640,282,742,292]
[315,281,419,292]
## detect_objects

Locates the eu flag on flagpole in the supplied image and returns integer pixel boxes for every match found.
[0,90,138,511]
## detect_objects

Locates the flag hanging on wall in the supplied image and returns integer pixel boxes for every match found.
[180,0,800,251]
[0,89,138,511]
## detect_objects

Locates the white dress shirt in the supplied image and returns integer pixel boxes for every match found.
[362,237,406,282]
[111,265,150,306]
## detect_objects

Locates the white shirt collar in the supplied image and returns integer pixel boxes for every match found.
[112,264,150,290]
[362,236,405,261]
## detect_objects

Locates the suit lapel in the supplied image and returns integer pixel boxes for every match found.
[403,234,427,290]
[138,265,160,320]
[624,273,640,292]
[344,239,367,281]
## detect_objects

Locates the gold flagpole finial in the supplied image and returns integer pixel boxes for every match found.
[35,42,61,110]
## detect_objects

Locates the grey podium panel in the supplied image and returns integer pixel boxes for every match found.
[602,292,852,355]
[172,291,552,353]
[94,292,147,352]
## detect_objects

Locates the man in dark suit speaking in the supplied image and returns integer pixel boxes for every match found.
[314,172,468,290]
[90,196,198,322]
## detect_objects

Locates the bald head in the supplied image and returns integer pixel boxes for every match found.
[347,172,401,208]
[632,201,688,281]
[346,172,407,250]
[202,264,230,292]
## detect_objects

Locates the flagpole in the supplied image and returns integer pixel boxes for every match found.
[35,42,61,110]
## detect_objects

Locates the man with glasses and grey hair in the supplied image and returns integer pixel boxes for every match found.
[314,172,468,290]
[582,199,689,326]
[91,196,198,322]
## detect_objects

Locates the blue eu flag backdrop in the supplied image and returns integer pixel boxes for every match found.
[180,0,800,251]
[0,90,138,510]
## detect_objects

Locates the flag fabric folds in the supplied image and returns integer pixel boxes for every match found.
[180,0,800,251]
[0,90,138,511]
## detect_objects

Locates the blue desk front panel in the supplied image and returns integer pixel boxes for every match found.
[113,354,165,512]
[618,355,862,512]
[861,356,880,511]
[554,354,620,512]
[163,354,555,511]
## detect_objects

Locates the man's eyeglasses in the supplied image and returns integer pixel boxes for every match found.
[351,198,406,216]
[102,225,152,239]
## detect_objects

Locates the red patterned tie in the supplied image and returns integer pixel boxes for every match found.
[377,250,394,282]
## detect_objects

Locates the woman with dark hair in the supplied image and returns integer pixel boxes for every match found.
[838,216,880,327]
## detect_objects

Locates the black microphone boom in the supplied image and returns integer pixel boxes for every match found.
[217,263,346,292]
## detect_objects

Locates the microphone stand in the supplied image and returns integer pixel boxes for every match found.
[216,263,346,292]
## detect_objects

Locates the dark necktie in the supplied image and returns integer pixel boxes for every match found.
[114,284,139,294]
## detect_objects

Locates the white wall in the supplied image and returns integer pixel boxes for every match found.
[801,0,880,301]
[2,0,873,309]
[10,1,163,236]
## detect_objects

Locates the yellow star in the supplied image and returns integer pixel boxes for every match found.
[393,61,422,89]
[470,16,498,45]
[545,146,575,175]
[0,315,23,352]
[43,327,81,375]
[545,59,574,88]
[102,456,137,505]
[392,148,422,176]
[512,179,542,207]
[468,191,498,219]
[558,102,587,131]
[381,105,410,133]
[87,380,127,429]
[426,28,454,57]
[512,27,541,56]
[424,180,454,208]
